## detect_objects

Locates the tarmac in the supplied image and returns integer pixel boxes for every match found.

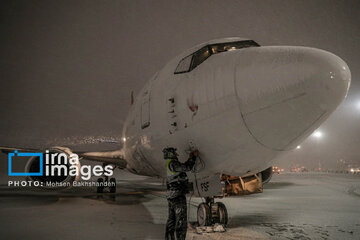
[0,171,359,240]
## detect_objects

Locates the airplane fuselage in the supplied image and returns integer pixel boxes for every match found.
[121,37,351,178]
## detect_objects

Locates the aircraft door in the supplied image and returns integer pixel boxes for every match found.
[141,88,150,129]
[140,73,158,130]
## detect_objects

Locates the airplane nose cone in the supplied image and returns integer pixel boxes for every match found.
[235,46,351,151]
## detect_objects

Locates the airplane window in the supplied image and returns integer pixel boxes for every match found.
[211,40,260,54]
[174,54,193,74]
[174,40,260,74]
[191,46,211,71]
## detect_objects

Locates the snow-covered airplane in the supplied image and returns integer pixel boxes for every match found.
[1,37,351,226]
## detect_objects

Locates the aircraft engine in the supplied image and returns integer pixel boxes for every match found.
[24,146,80,189]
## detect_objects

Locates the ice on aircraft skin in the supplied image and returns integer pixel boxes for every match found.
[122,37,351,178]
[235,46,351,151]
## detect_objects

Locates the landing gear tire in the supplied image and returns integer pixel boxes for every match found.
[109,177,116,193]
[96,164,116,194]
[97,178,104,193]
[197,199,228,227]
[197,203,211,226]
[216,202,228,226]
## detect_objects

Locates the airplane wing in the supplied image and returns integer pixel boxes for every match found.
[77,150,127,168]
[0,146,127,169]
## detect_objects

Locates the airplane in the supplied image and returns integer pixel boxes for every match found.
[1,37,351,226]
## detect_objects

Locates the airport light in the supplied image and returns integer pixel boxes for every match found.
[356,101,360,110]
[312,130,323,171]
[296,145,301,149]
[122,137,127,142]
[312,131,322,139]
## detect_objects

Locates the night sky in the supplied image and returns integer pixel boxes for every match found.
[0,0,359,169]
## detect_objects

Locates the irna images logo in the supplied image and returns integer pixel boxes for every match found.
[8,150,114,180]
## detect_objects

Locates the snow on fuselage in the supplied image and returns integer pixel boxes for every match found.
[122,37,351,178]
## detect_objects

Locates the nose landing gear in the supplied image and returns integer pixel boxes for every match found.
[96,164,116,193]
[96,176,116,193]
[197,197,228,226]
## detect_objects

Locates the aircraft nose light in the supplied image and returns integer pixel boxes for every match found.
[235,47,351,151]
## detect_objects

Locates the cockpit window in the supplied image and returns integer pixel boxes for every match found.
[174,54,192,74]
[174,40,259,74]
[191,46,211,71]
[210,40,259,54]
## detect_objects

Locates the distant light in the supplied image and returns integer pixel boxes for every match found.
[356,101,360,110]
[122,137,127,142]
[350,168,354,173]
[312,131,323,138]
[296,145,301,149]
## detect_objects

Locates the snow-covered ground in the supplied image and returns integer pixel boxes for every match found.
[0,172,359,240]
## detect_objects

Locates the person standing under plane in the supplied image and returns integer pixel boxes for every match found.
[164,147,198,240]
